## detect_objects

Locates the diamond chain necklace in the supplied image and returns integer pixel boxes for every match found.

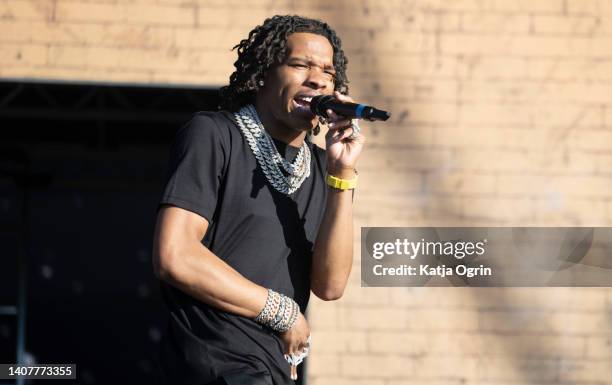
[234,104,311,195]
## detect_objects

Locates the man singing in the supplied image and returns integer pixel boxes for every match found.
[152,15,365,385]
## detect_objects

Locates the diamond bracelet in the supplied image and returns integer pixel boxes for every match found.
[254,289,299,332]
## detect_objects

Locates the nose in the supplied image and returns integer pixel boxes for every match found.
[304,68,329,90]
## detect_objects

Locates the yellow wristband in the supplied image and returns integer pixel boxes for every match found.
[326,172,358,190]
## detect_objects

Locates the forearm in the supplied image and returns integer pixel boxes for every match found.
[311,174,355,300]
[158,241,268,319]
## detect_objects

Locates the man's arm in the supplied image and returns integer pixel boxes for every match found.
[309,91,365,302]
[310,169,355,301]
[152,204,311,360]
[152,204,268,317]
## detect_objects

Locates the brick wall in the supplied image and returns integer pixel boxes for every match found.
[2,0,611,383]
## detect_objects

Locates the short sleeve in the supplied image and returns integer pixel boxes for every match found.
[158,113,228,223]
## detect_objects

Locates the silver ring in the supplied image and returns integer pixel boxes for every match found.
[349,119,361,140]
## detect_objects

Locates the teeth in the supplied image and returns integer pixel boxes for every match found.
[296,96,314,102]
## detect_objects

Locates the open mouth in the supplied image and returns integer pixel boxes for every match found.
[293,95,313,108]
[292,95,316,117]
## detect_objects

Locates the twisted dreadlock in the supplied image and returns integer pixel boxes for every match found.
[219,15,349,111]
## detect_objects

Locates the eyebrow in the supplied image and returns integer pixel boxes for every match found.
[287,57,336,72]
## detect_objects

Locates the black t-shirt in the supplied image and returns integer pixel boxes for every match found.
[156,110,328,385]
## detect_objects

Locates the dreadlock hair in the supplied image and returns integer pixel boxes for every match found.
[219,15,349,112]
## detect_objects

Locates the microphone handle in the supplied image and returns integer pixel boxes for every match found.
[311,95,391,121]
[324,100,390,122]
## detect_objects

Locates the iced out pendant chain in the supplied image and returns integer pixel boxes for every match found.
[234,104,311,194]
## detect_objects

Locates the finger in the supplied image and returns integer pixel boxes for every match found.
[326,109,341,122]
[291,364,297,381]
[338,128,354,142]
[329,128,348,143]
[327,111,351,124]
[334,90,354,103]
[327,119,351,131]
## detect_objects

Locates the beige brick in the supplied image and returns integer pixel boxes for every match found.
[0,65,154,83]
[386,381,464,385]
[392,101,458,125]
[338,306,408,331]
[586,336,612,358]
[558,359,612,381]
[461,82,611,109]
[309,330,367,354]
[425,172,497,195]
[533,14,602,36]
[307,298,338,330]
[361,123,434,147]
[527,58,612,82]
[412,79,459,102]
[434,126,548,150]
[55,2,196,25]
[443,34,612,56]
[461,12,531,34]
[476,356,558,381]
[361,147,453,173]
[337,284,391,306]
[460,81,530,104]
[308,353,340,377]
[492,0,564,13]
[174,26,248,49]
[420,11,462,33]
[547,175,612,197]
[462,196,533,222]
[532,103,603,129]
[421,0,495,12]
[476,287,608,311]
[541,197,610,225]
[355,54,457,79]
[151,72,227,86]
[452,148,533,172]
[0,0,55,21]
[412,355,480,379]
[496,174,549,196]
[421,194,463,221]
[340,355,414,378]
[195,6,274,28]
[354,198,424,226]
[367,331,439,354]
[348,32,436,54]
[455,56,527,80]
[566,0,605,15]
[360,170,423,195]
[481,309,612,334]
[0,20,177,48]
[370,331,585,357]
[406,308,480,331]
[574,129,612,151]
[309,378,384,385]
[47,45,233,72]
[459,103,531,126]
[0,43,47,66]
[388,287,442,307]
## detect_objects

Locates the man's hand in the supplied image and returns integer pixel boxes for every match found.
[279,312,310,380]
[324,90,366,178]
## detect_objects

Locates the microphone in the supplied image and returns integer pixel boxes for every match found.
[310,95,391,121]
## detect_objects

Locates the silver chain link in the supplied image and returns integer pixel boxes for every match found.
[234,105,311,195]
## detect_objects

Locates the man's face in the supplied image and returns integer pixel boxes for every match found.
[257,32,336,133]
